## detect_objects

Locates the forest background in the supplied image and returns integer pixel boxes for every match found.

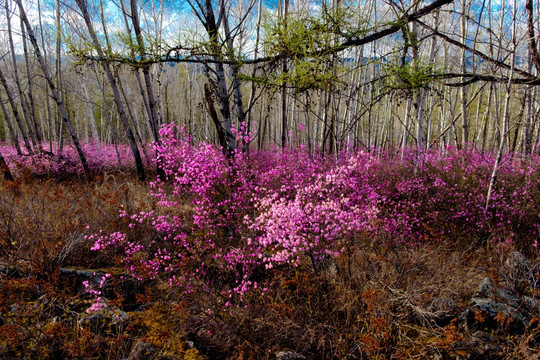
[0,0,538,170]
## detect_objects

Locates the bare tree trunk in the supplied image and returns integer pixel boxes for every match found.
[281,0,289,148]
[130,0,160,144]
[209,4,235,154]
[401,96,413,159]
[5,0,34,153]
[244,0,263,153]
[115,2,152,146]
[460,0,469,146]
[15,0,90,176]
[55,0,64,152]
[417,11,439,150]
[118,0,154,144]
[321,90,332,155]
[20,15,42,146]
[74,0,145,180]
[0,149,14,181]
[80,71,100,150]
[524,0,537,156]
[486,0,517,210]
[204,83,227,149]
[480,84,493,151]
[399,24,416,158]
[511,95,526,153]
[0,94,22,154]
[117,74,150,164]
[221,0,247,150]
[37,0,49,148]
[473,89,483,141]
[0,66,33,154]
[524,84,534,155]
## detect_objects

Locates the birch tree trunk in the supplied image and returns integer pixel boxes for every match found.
[20,15,42,146]
[281,0,289,148]
[80,72,100,150]
[0,66,32,154]
[130,0,161,144]
[485,0,517,210]
[15,0,90,176]
[221,0,247,150]
[244,0,263,153]
[74,0,145,180]
[0,93,22,154]
[460,0,469,146]
[5,0,34,153]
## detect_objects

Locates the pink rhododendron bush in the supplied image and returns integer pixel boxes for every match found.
[85,124,540,305]
[0,141,154,177]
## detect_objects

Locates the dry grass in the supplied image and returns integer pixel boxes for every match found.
[0,174,155,274]
[1,175,539,359]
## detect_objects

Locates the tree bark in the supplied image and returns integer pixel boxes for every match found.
[0,66,32,154]
[0,149,14,181]
[74,0,145,180]
[4,0,33,153]
[20,15,42,145]
[129,0,161,144]
[485,0,517,210]
[0,94,22,154]
[15,0,90,176]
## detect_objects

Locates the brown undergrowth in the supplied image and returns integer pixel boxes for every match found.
[1,174,539,359]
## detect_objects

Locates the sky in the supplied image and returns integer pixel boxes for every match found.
[0,0,531,63]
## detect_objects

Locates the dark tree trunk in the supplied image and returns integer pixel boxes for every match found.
[0,149,14,181]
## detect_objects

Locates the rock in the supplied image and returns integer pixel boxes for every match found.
[126,341,156,360]
[275,350,307,360]
[60,267,104,288]
[84,312,107,332]
[469,331,504,357]
[60,267,152,311]
[502,251,540,292]
[471,330,496,343]
[523,295,539,309]
[469,278,513,318]
[503,251,532,283]
[467,277,537,332]
[79,303,130,334]
[474,277,494,299]
[480,343,503,355]
[10,303,19,315]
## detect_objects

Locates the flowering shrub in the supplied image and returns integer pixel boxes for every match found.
[0,141,154,177]
[74,125,540,305]
[249,152,380,269]
[370,147,540,246]
[84,125,384,305]
[83,273,111,312]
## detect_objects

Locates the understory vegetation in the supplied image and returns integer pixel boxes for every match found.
[1,128,540,359]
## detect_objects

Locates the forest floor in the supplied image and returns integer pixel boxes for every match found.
[0,169,539,359]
